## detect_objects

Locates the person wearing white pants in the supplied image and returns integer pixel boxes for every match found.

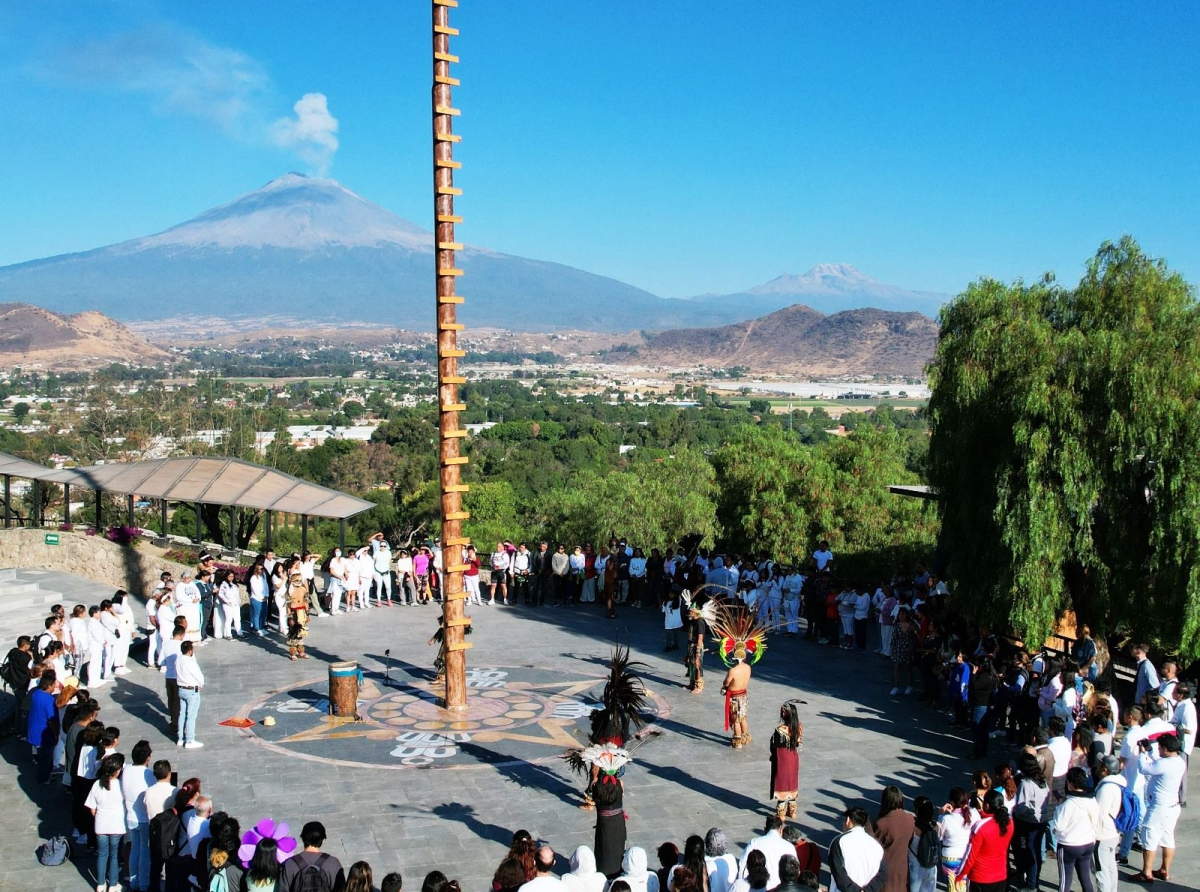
[370,535,394,605]
[463,546,483,605]
[214,571,243,638]
[85,606,113,687]
[1093,757,1124,892]
[355,546,374,610]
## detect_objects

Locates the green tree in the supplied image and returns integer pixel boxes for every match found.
[12,402,30,422]
[928,238,1200,658]
[463,480,521,549]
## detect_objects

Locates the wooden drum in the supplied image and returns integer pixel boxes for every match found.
[329,661,360,719]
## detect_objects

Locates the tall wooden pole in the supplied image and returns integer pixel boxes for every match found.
[432,0,471,710]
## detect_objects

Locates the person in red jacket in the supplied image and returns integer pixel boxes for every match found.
[952,790,1014,892]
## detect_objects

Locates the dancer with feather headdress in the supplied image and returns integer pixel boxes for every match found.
[708,601,769,748]
[563,644,649,809]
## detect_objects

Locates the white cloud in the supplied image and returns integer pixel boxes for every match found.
[271,93,340,175]
[45,24,339,172]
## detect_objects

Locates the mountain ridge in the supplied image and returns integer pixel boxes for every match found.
[0,303,170,370]
[0,174,950,330]
[627,303,937,376]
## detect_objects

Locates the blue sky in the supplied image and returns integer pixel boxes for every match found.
[1,1,1197,298]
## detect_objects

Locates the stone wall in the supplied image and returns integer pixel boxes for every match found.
[0,528,192,597]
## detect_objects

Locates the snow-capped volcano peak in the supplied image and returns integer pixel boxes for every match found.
[747,264,882,295]
[123,173,433,253]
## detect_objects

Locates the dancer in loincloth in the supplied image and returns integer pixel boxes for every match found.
[710,602,768,747]
[286,572,310,661]
[564,644,648,809]
[770,700,804,819]
[428,614,473,684]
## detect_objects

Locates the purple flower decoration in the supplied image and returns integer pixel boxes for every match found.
[238,817,298,867]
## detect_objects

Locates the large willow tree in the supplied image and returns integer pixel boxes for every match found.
[928,238,1200,658]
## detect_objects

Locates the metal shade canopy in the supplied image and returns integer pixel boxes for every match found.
[0,452,375,520]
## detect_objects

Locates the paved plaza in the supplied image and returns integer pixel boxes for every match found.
[1,593,1196,892]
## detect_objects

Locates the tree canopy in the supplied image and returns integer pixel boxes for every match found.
[928,237,1200,658]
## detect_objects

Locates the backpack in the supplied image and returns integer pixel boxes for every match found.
[209,866,231,892]
[149,808,183,862]
[1105,780,1142,836]
[36,835,70,866]
[913,828,940,869]
[293,853,333,892]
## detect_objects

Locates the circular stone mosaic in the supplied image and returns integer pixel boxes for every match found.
[234,665,668,770]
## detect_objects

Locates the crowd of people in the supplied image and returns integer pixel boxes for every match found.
[1,530,1195,892]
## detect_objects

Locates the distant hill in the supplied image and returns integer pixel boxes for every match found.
[628,304,938,376]
[0,174,951,332]
[689,263,949,319]
[0,303,170,370]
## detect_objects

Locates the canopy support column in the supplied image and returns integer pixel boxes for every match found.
[228,505,236,551]
[301,514,308,556]
[195,502,202,545]
[95,489,102,530]
[264,510,272,551]
[64,483,70,526]
[3,474,10,528]
[32,480,40,527]
[126,495,135,527]
[161,500,168,538]
[339,519,346,552]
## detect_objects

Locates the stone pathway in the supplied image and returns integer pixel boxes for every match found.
[0,596,1194,892]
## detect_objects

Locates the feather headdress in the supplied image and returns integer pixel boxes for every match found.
[579,742,632,773]
[680,588,719,625]
[707,601,770,667]
[601,643,650,733]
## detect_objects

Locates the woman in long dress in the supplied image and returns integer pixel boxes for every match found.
[593,772,627,879]
[770,702,802,820]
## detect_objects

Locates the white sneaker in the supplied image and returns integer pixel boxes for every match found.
[195,640,208,647]
[90,678,109,688]
[889,687,900,696]
[184,741,204,749]
[114,667,132,676]
[904,686,914,695]
[176,740,184,747]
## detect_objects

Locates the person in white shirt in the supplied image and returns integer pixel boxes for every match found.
[812,540,834,572]
[1053,767,1103,892]
[738,816,796,890]
[86,606,115,688]
[782,568,804,636]
[98,600,124,679]
[111,591,136,673]
[247,558,271,634]
[703,828,738,892]
[1092,755,1125,892]
[86,755,127,891]
[354,546,375,611]
[394,548,415,606]
[852,585,871,651]
[214,569,243,639]
[175,641,205,748]
[512,542,534,605]
[490,543,512,606]
[518,845,567,892]
[143,759,177,823]
[1170,683,1195,806]
[827,807,886,892]
[122,740,155,892]
[173,571,203,644]
[185,794,213,858]
[562,845,606,892]
[67,605,90,675]
[1117,705,1149,862]
[370,534,394,606]
[299,551,325,617]
[263,549,277,577]
[1135,732,1186,882]
[325,548,347,614]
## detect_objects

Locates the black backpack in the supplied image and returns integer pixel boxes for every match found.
[914,828,940,869]
[149,808,182,862]
[293,853,333,892]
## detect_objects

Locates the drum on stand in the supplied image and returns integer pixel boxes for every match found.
[329,661,361,720]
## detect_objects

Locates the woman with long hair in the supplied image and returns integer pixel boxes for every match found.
[908,795,939,892]
[345,861,374,892]
[505,830,537,882]
[872,785,915,892]
[937,787,978,892]
[1012,753,1052,891]
[669,868,700,892]
[992,763,1018,812]
[215,568,242,640]
[675,836,709,892]
[86,753,125,892]
[952,790,1013,892]
[245,836,280,891]
[729,850,769,892]
[73,720,106,847]
[770,702,802,820]
[493,859,527,892]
